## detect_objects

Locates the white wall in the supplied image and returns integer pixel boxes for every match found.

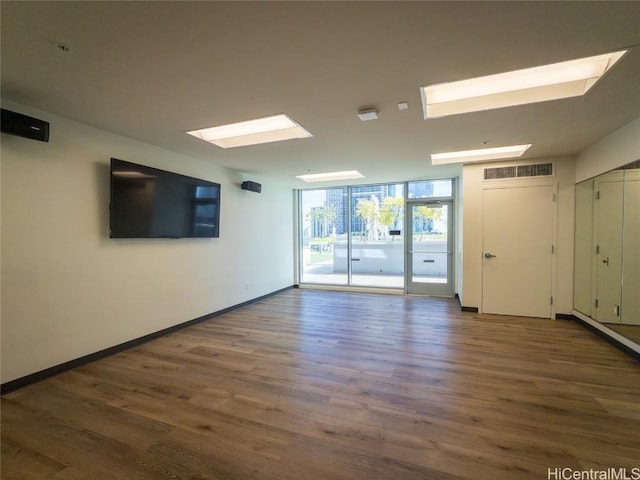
[1,101,294,384]
[576,117,640,182]
[460,157,576,314]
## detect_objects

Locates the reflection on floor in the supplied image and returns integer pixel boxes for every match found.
[607,324,640,345]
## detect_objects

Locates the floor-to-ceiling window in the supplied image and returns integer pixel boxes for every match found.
[299,187,348,284]
[298,179,454,293]
[349,183,405,288]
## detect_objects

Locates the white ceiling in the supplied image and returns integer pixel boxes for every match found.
[2,1,639,187]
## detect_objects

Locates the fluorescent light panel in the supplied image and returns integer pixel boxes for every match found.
[296,170,364,183]
[187,114,312,148]
[431,144,531,165]
[421,50,627,118]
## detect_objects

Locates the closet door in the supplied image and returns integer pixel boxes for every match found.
[573,180,594,316]
[621,176,640,325]
[594,180,623,324]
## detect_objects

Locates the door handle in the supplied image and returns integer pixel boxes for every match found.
[484,252,497,259]
[602,257,609,266]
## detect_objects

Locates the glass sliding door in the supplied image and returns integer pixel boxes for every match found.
[349,184,405,288]
[300,187,348,285]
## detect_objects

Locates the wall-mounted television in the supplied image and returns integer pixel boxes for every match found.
[110,158,220,238]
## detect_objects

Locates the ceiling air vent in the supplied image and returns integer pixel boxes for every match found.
[484,163,554,181]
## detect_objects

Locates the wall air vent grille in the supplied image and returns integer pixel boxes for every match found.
[484,166,516,180]
[517,163,553,177]
[484,163,554,181]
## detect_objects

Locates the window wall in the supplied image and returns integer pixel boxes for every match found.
[298,179,454,291]
[349,183,405,287]
[300,187,348,284]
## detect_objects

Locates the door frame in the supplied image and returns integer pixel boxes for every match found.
[405,199,455,296]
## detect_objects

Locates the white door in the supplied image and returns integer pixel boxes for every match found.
[482,186,554,318]
[594,180,624,324]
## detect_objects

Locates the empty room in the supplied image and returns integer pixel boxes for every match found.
[1,2,639,479]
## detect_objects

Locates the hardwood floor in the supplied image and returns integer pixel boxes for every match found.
[2,289,639,479]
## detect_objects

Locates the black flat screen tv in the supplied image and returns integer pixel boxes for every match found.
[110,158,221,238]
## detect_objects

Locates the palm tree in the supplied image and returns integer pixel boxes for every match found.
[355,198,378,241]
[414,206,442,240]
[379,197,404,240]
[307,206,337,238]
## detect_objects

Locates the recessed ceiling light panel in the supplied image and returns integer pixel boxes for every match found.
[431,144,531,165]
[421,49,628,118]
[296,170,365,183]
[187,114,312,148]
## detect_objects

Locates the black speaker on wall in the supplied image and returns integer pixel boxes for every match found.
[241,181,262,193]
[1,108,50,142]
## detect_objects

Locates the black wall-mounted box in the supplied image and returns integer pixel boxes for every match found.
[241,181,262,193]
[1,108,50,142]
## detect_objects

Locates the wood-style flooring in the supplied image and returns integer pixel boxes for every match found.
[2,289,639,479]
